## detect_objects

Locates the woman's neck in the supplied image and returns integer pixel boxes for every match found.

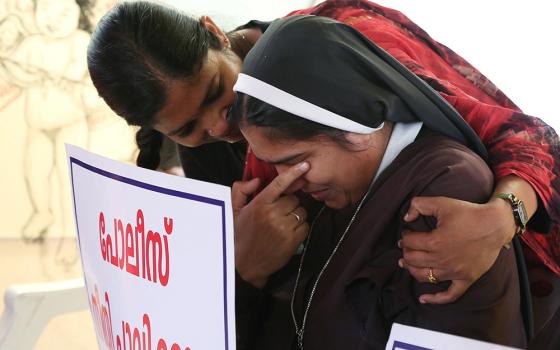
[227,27,262,60]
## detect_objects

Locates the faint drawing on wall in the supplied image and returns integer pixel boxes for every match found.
[0,0,136,261]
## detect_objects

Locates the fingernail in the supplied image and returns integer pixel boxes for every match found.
[397,240,402,249]
[419,297,426,304]
[398,259,404,268]
[404,213,409,221]
[297,162,309,171]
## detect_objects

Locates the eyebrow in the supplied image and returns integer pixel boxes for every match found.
[254,152,304,165]
[167,73,223,137]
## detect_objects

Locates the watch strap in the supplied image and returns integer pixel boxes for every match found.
[495,193,528,235]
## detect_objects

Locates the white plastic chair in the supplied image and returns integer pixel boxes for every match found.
[0,279,88,350]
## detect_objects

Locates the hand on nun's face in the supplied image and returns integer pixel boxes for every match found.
[232,162,310,288]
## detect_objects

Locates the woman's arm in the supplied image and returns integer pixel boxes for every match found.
[400,175,537,304]
[394,146,526,348]
[401,105,560,303]
[491,174,539,241]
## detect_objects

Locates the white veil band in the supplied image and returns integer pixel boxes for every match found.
[233,73,384,134]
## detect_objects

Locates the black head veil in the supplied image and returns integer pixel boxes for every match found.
[233,15,486,158]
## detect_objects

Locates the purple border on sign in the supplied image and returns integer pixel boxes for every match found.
[392,340,433,350]
[69,157,230,350]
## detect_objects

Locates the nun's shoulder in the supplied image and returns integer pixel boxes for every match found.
[383,129,493,205]
[399,128,493,190]
[409,128,487,166]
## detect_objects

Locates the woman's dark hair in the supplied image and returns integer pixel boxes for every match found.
[87,1,225,169]
[135,127,164,170]
[231,93,351,147]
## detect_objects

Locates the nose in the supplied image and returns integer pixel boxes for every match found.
[275,165,306,194]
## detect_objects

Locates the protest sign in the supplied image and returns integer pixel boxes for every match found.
[67,145,236,350]
[386,323,521,350]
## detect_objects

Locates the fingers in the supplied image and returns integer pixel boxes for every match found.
[404,196,446,222]
[400,259,471,304]
[401,262,448,284]
[254,162,309,205]
[400,247,437,268]
[275,194,300,215]
[288,207,308,227]
[232,178,261,212]
[293,221,310,243]
[400,231,437,252]
[419,280,471,304]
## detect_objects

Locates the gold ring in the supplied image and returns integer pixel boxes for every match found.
[290,212,301,223]
[428,267,439,284]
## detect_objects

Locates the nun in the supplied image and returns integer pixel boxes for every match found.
[231,15,526,350]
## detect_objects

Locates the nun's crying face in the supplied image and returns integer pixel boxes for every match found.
[241,125,386,209]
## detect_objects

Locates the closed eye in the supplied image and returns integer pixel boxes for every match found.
[169,119,197,138]
[255,152,306,166]
[201,74,224,107]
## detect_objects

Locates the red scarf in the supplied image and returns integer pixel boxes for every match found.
[242,0,560,275]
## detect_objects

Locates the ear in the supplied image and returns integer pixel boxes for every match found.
[200,15,230,48]
[344,132,372,147]
[345,122,393,150]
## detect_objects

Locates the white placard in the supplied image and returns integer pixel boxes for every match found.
[66,145,236,350]
[385,323,521,350]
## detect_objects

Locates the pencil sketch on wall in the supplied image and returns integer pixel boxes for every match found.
[0,0,137,264]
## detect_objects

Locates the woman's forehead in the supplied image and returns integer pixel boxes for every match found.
[156,52,222,124]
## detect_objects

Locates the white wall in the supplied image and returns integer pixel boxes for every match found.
[353,0,559,132]
[167,0,316,31]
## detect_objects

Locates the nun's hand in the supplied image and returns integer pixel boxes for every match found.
[232,162,310,288]
[399,196,514,304]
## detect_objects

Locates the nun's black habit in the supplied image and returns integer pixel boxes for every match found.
[233,15,486,157]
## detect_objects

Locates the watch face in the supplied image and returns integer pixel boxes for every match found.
[516,203,529,225]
